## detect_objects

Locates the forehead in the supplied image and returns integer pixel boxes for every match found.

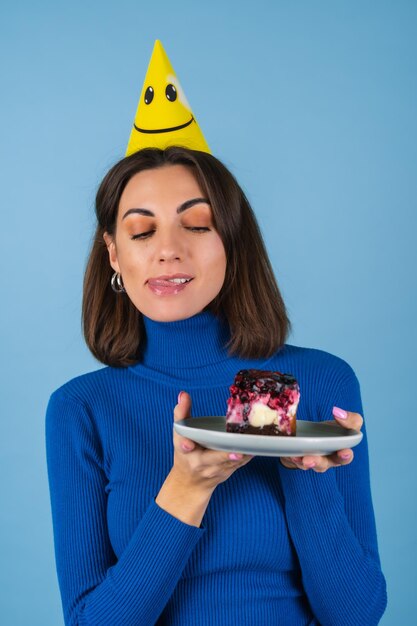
[120,164,202,208]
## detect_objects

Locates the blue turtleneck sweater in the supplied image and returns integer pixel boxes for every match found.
[45,312,386,626]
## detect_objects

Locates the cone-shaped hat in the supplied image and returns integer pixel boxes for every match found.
[126,40,210,156]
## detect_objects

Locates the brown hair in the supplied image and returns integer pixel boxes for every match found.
[82,146,291,366]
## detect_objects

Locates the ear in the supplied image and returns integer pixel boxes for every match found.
[103,232,121,274]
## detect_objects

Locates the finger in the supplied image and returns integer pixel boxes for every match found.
[280,456,306,470]
[299,454,321,470]
[173,432,198,454]
[286,455,333,472]
[201,449,247,466]
[173,391,192,422]
[192,447,254,467]
[308,449,355,472]
[281,456,324,471]
[282,448,355,472]
[334,448,354,465]
[332,407,363,431]
[280,457,300,469]
[173,391,197,453]
[180,439,196,453]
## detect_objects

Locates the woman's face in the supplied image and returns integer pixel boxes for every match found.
[103,164,227,322]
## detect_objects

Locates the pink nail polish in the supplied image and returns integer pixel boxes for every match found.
[181,442,192,452]
[178,391,184,404]
[340,452,351,460]
[333,406,348,419]
[304,461,316,469]
[229,453,242,461]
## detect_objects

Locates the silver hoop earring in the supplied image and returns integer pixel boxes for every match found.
[111,272,126,293]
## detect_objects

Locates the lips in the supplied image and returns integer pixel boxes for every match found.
[147,274,194,286]
[147,274,194,296]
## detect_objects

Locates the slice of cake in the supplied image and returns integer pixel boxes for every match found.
[225,369,300,436]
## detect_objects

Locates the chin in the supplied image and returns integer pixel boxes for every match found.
[141,303,205,323]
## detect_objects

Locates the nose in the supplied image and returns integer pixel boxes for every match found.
[157,228,185,263]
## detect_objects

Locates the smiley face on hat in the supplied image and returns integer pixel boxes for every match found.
[126,40,210,156]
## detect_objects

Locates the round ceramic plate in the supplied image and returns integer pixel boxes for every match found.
[174,417,363,457]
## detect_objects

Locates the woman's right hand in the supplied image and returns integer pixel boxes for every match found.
[172,391,254,493]
[155,391,253,527]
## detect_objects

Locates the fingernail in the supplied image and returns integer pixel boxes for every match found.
[181,442,193,452]
[229,453,243,461]
[340,452,351,460]
[304,461,316,469]
[178,391,184,404]
[333,406,348,419]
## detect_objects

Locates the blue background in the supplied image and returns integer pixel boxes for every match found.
[1,1,416,624]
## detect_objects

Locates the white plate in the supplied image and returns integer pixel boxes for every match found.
[174,417,363,457]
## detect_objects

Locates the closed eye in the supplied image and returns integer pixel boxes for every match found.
[131,230,155,240]
[131,227,210,240]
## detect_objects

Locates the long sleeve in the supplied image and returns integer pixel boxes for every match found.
[45,390,205,626]
[278,366,387,626]
[45,318,387,626]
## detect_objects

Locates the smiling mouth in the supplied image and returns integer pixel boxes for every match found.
[134,116,194,134]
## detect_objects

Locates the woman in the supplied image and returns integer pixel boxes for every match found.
[46,146,387,625]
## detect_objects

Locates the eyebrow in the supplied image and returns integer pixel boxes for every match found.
[122,197,210,220]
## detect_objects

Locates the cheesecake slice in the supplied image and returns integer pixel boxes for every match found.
[225,369,300,435]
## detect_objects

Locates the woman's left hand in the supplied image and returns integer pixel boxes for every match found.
[280,406,363,472]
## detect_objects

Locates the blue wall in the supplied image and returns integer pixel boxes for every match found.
[1,1,416,623]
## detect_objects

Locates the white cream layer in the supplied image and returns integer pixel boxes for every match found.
[248,400,298,428]
[248,402,278,427]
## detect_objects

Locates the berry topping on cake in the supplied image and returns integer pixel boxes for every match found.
[225,369,300,436]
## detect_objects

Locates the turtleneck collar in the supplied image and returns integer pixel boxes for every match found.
[140,310,232,369]
[128,310,278,388]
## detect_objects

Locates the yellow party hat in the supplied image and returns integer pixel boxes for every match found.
[126,40,210,156]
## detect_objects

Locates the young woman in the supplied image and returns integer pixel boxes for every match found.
[46,146,387,625]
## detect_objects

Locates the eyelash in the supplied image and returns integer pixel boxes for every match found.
[131,227,210,241]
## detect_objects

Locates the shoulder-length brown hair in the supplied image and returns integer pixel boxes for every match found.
[83,146,290,366]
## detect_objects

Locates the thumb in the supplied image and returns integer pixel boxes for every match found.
[173,391,195,453]
[173,391,192,423]
[332,406,363,431]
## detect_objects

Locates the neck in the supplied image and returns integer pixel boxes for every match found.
[129,310,277,387]
[141,310,231,369]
